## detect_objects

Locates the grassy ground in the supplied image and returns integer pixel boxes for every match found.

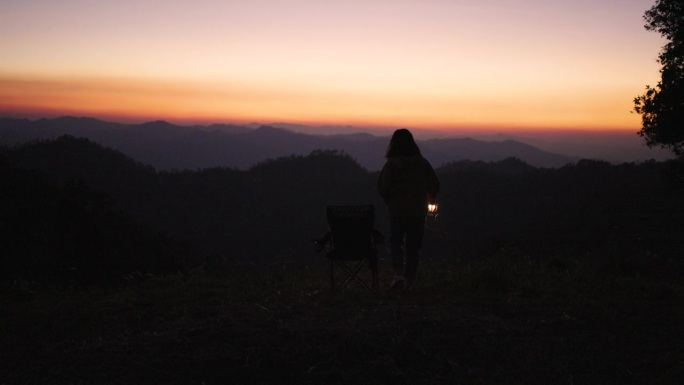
[2,253,684,384]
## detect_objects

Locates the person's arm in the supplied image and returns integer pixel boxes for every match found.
[424,159,440,202]
[377,162,392,203]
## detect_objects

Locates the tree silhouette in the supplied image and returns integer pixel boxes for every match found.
[0,147,186,287]
[634,0,684,157]
[5,136,684,288]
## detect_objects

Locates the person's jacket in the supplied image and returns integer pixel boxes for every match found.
[377,154,440,217]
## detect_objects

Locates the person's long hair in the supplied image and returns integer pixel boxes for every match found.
[385,129,421,158]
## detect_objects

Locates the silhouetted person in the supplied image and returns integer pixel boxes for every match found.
[377,129,439,290]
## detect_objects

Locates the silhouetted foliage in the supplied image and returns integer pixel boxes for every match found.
[4,137,684,384]
[433,157,684,262]
[4,137,684,288]
[1,147,186,287]
[634,0,684,157]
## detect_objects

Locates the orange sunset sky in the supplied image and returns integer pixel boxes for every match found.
[0,0,665,134]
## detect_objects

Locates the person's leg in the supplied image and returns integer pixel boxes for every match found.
[389,217,407,281]
[404,216,425,289]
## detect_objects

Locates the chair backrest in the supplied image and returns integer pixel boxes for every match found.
[326,205,375,260]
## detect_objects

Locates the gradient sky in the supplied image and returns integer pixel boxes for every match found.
[0,0,665,133]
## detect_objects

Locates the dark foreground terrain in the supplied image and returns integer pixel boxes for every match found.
[2,253,683,385]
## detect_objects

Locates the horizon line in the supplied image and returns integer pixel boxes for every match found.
[0,112,641,138]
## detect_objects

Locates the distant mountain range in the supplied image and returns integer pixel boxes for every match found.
[0,116,661,170]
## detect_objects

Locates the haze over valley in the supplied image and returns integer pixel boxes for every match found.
[0,116,671,171]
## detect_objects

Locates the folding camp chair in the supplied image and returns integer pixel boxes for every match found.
[314,205,381,295]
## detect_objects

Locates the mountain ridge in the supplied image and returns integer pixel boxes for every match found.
[1,116,579,170]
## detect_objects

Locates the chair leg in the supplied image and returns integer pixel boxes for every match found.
[338,260,367,290]
[332,259,377,295]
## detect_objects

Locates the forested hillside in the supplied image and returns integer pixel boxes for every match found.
[0,145,185,286]
[2,136,683,287]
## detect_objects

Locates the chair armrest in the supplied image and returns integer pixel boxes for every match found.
[311,232,331,252]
